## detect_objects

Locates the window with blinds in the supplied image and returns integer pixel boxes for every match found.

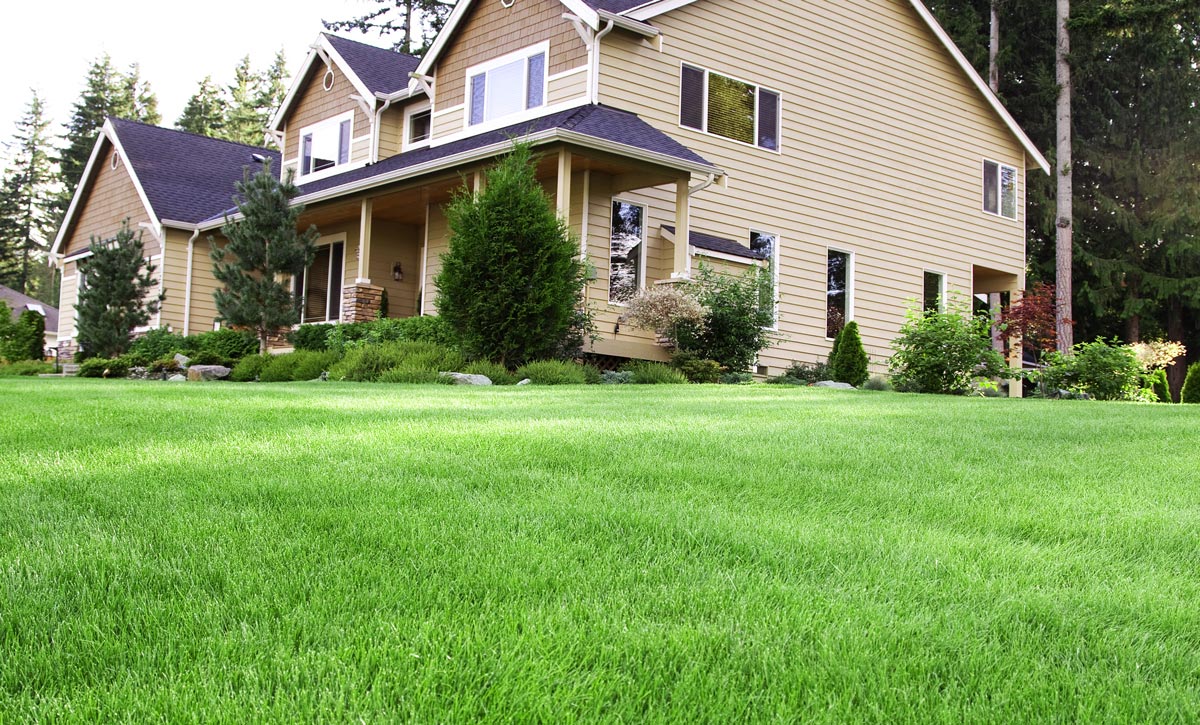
[680,64,780,151]
[294,241,345,323]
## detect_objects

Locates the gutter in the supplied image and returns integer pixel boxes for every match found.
[183,227,200,336]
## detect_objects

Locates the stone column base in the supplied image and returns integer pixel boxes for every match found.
[342,283,384,322]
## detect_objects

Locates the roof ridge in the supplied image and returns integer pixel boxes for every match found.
[322,31,422,63]
[107,116,278,154]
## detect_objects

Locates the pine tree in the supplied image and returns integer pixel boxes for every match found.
[177,76,228,137]
[224,55,265,146]
[435,143,586,367]
[323,0,453,55]
[75,220,162,359]
[257,50,289,127]
[830,320,869,387]
[1,308,45,362]
[210,161,318,353]
[124,63,161,125]
[0,91,60,296]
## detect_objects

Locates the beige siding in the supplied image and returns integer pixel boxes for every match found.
[422,204,451,314]
[431,106,464,139]
[433,0,588,112]
[368,221,423,318]
[57,261,77,340]
[548,68,588,106]
[61,143,158,257]
[281,61,372,167]
[596,0,1027,373]
[378,106,406,158]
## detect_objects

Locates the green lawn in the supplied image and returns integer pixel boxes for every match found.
[1,379,1198,722]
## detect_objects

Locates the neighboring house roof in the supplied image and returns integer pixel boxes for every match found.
[203,104,719,226]
[660,225,767,261]
[0,284,59,331]
[322,34,420,96]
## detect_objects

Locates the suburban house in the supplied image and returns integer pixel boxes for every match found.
[0,284,58,353]
[49,0,1048,387]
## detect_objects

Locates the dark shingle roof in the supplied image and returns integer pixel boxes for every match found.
[323,34,421,97]
[205,105,715,221]
[0,284,59,331]
[661,225,768,261]
[582,0,654,12]
[110,117,280,224]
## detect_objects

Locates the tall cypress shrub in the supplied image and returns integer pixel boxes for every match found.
[830,320,869,386]
[1182,362,1200,404]
[76,221,162,359]
[3,309,45,362]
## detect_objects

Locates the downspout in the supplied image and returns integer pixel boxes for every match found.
[183,227,200,336]
[591,18,617,104]
[372,96,394,163]
[689,173,718,197]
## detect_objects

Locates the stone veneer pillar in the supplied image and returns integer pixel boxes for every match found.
[342,283,385,322]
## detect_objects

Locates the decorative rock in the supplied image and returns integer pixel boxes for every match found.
[174,353,191,368]
[516,379,532,386]
[440,372,492,386]
[187,365,231,382]
[814,380,855,389]
[167,374,187,382]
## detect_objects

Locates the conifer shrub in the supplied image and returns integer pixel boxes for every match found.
[463,360,518,385]
[229,353,272,382]
[291,351,342,382]
[76,222,162,359]
[1148,368,1170,403]
[720,371,754,384]
[77,357,128,378]
[328,341,460,382]
[194,328,258,361]
[622,360,688,384]
[130,328,190,360]
[258,353,301,383]
[289,324,332,351]
[600,370,633,384]
[1181,362,1200,404]
[829,321,870,387]
[768,359,832,386]
[2,309,45,362]
[514,360,589,385]
[377,365,455,385]
[863,375,893,392]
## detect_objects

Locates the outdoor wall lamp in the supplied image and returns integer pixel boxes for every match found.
[392,262,403,281]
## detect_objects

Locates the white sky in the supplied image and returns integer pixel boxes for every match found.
[0,0,382,152]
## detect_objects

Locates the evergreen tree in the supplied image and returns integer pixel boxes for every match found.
[211,161,318,353]
[124,63,161,125]
[435,143,586,367]
[75,220,162,359]
[177,76,228,137]
[1,308,45,362]
[258,50,289,124]
[829,320,870,387]
[0,91,60,296]
[324,0,453,55]
[225,55,265,146]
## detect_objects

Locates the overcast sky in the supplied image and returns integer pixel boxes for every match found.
[1,0,378,153]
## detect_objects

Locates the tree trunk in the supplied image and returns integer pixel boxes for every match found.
[1166,296,1185,402]
[989,1,1000,93]
[404,1,415,54]
[1126,279,1140,342]
[1055,0,1074,353]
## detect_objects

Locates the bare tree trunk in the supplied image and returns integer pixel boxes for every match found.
[1055,0,1074,353]
[404,1,415,54]
[989,0,1000,93]
[1166,297,1185,402]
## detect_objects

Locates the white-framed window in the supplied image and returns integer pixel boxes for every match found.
[680,63,781,151]
[749,230,779,327]
[404,103,432,150]
[467,43,548,128]
[983,159,1018,220]
[294,238,346,323]
[826,249,853,339]
[923,271,946,313]
[609,199,645,304]
[298,110,354,180]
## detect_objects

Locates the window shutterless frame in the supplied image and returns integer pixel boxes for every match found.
[749,229,780,328]
[982,158,1019,221]
[296,110,355,181]
[922,270,947,313]
[403,103,433,150]
[608,198,647,305]
[464,41,550,130]
[679,61,782,153]
[825,248,854,340]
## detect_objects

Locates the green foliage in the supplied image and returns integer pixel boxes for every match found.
[435,143,587,367]
[863,375,893,392]
[463,360,518,386]
[258,353,302,383]
[379,289,389,319]
[115,352,151,368]
[600,370,633,385]
[211,160,318,353]
[76,221,162,360]
[514,360,589,385]
[290,324,332,352]
[719,371,753,385]
[376,366,449,385]
[176,76,227,138]
[675,264,776,372]
[328,341,462,383]
[1039,339,1146,401]
[323,0,452,55]
[2,309,44,362]
[829,321,869,387]
[768,359,832,386]
[1182,362,1200,404]
[189,351,226,366]
[148,357,182,375]
[77,357,128,378]
[0,91,58,296]
[889,299,1007,395]
[670,351,723,384]
[621,361,688,385]
[230,353,271,382]
[195,328,258,361]
[130,328,190,360]
[291,351,341,382]
[1148,368,1171,403]
[0,360,52,376]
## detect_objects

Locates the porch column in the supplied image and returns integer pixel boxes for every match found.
[556,150,572,221]
[1006,288,1024,398]
[357,198,373,284]
[672,176,690,278]
[343,198,384,322]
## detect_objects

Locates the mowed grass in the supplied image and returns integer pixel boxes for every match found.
[1,379,1198,723]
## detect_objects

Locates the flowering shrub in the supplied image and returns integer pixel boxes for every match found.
[622,285,707,349]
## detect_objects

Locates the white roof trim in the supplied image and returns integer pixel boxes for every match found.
[415,0,600,78]
[624,0,1049,174]
[269,35,376,133]
[49,120,163,258]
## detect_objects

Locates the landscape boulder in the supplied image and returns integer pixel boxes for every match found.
[187,365,231,382]
[516,379,532,386]
[174,353,191,368]
[167,374,187,382]
[440,372,492,386]
[814,380,855,390]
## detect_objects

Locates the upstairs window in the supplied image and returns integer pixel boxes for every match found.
[404,104,432,150]
[299,111,354,178]
[983,160,1018,220]
[468,45,547,127]
[923,271,945,313]
[680,64,780,151]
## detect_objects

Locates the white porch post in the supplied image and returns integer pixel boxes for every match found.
[556,149,573,221]
[672,176,690,278]
[357,198,373,284]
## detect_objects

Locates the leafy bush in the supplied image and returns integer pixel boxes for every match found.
[829,321,869,387]
[193,328,258,361]
[78,357,129,378]
[768,359,832,386]
[149,357,182,375]
[1182,362,1200,404]
[130,328,189,360]
[463,360,518,385]
[258,353,302,383]
[670,351,722,384]
[720,371,753,385]
[292,351,342,381]
[230,354,272,382]
[863,375,892,392]
[189,350,227,366]
[1148,368,1170,403]
[115,352,151,369]
[623,286,708,349]
[675,264,776,372]
[0,360,53,376]
[329,342,461,382]
[514,360,589,385]
[377,365,453,385]
[621,360,688,384]
[888,300,1007,395]
[290,324,332,351]
[1039,339,1145,401]
[1,309,45,362]
[600,370,633,384]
